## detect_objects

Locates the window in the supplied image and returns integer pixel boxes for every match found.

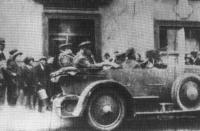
[43,12,101,60]
[159,26,200,53]
[155,21,200,53]
[48,19,95,56]
[155,21,200,65]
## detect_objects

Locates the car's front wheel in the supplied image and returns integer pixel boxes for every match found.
[87,89,126,131]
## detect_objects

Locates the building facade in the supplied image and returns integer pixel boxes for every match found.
[0,0,200,63]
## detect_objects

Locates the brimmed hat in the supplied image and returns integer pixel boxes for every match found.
[24,57,34,65]
[79,41,91,48]
[39,56,47,61]
[59,43,72,50]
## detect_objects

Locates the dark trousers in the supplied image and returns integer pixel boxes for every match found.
[0,83,6,105]
[7,80,19,106]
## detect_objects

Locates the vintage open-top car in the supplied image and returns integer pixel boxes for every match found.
[51,55,200,131]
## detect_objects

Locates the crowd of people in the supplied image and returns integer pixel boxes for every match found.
[0,38,55,112]
[0,37,169,113]
[103,48,167,69]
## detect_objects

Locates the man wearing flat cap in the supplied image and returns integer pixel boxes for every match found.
[22,57,35,108]
[73,41,96,68]
[4,49,23,105]
[58,43,74,68]
[0,38,6,104]
[32,56,49,112]
[74,41,119,69]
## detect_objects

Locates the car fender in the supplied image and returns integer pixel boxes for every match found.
[72,79,132,117]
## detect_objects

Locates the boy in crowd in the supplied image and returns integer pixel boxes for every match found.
[22,57,35,109]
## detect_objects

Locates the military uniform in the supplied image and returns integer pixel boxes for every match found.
[74,41,95,68]
[58,51,74,67]
[58,43,74,67]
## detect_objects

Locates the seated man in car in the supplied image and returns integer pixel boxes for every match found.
[190,51,200,65]
[74,41,119,71]
[122,47,140,69]
[140,50,167,69]
[58,43,74,67]
[50,43,78,82]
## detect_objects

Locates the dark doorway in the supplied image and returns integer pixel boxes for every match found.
[48,19,95,57]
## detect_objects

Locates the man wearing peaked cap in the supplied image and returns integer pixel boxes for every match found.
[78,41,91,48]
[58,43,74,67]
[74,40,120,69]
[74,41,95,68]
[59,43,72,50]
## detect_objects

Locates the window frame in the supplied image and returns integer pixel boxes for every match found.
[43,10,102,61]
[154,20,200,54]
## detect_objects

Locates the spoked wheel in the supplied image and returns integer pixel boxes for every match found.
[172,74,200,110]
[87,89,126,131]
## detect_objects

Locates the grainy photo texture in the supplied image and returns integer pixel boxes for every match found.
[1,0,200,131]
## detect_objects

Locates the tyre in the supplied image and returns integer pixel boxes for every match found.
[87,89,126,131]
[171,74,200,110]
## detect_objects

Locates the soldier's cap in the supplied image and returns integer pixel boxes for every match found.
[79,41,91,48]
[39,56,47,61]
[59,43,72,50]
[24,57,34,64]
[0,38,5,44]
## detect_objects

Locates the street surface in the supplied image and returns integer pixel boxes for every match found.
[0,105,200,131]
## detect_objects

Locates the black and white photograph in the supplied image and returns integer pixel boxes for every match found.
[1,0,200,131]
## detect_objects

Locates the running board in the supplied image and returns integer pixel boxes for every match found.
[133,96,159,100]
[135,109,200,118]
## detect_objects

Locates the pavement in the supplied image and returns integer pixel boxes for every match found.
[0,105,200,131]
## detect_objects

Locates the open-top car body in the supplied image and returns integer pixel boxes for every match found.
[51,58,200,131]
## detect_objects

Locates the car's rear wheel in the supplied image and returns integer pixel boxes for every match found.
[87,89,126,131]
[172,74,200,110]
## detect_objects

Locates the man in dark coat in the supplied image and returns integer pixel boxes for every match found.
[190,51,200,65]
[0,38,6,61]
[32,56,49,112]
[0,38,6,104]
[4,49,23,106]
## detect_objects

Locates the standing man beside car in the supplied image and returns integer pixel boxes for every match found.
[32,56,49,112]
[22,57,35,109]
[5,49,23,106]
[0,38,6,104]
